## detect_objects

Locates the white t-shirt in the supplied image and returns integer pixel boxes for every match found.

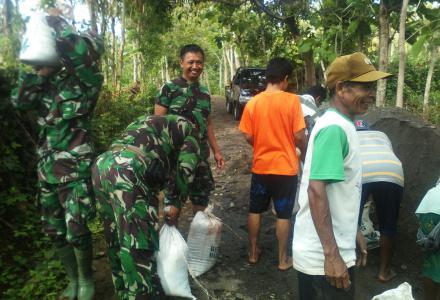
[292,108,362,275]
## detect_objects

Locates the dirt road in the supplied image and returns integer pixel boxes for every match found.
[94,96,425,300]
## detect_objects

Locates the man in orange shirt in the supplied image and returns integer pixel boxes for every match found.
[239,57,307,270]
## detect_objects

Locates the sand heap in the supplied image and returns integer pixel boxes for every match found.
[363,107,440,240]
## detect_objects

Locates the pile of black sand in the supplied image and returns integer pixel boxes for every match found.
[363,107,440,261]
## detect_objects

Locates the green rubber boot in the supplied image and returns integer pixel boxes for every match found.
[55,246,78,300]
[74,247,95,300]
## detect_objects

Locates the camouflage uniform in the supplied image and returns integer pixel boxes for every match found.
[156,77,214,206]
[92,115,200,299]
[10,17,103,249]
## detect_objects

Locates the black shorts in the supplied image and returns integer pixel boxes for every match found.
[358,181,403,237]
[297,267,355,300]
[249,173,298,219]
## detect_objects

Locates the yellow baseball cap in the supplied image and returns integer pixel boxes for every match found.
[325,52,392,89]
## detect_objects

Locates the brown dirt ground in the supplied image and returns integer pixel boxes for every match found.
[92,97,440,300]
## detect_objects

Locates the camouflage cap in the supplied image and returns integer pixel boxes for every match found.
[325,52,392,89]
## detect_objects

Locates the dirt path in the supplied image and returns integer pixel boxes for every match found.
[93,96,425,300]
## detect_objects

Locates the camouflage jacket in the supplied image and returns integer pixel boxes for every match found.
[111,114,200,208]
[155,77,211,143]
[11,17,103,184]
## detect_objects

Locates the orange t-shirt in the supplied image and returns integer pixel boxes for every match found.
[239,91,305,175]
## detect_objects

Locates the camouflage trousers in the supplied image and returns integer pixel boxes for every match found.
[91,150,165,300]
[39,178,95,249]
[166,141,214,207]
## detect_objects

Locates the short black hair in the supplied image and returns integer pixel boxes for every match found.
[180,44,205,60]
[305,85,327,100]
[265,57,293,84]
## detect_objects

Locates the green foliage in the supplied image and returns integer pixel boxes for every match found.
[385,58,440,124]
[92,84,157,152]
[0,68,65,298]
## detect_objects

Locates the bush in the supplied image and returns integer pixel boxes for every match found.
[91,84,157,153]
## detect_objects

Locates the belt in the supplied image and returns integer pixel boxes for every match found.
[111,144,148,165]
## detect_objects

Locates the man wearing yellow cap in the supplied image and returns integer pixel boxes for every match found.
[292,52,392,300]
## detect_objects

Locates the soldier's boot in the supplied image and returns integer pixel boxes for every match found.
[74,247,95,300]
[55,245,78,300]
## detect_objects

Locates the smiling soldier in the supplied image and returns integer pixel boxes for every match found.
[154,44,225,217]
[292,52,392,300]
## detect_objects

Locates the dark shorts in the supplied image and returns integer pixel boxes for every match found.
[358,181,403,237]
[297,267,356,300]
[249,173,298,219]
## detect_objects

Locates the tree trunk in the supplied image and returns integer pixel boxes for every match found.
[234,48,241,70]
[376,0,390,107]
[2,0,12,37]
[164,56,170,82]
[423,47,438,118]
[222,47,229,85]
[110,13,117,86]
[225,46,234,80]
[133,54,138,83]
[396,0,409,108]
[116,3,125,94]
[203,70,211,94]
[304,50,316,88]
[161,63,165,83]
[98,0,107,36]
[230,47,235,77]
[86,0,98,34]
[261,26,266,63]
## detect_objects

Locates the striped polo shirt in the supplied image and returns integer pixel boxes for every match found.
[358,130,404,187]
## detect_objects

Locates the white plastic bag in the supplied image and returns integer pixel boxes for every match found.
[19,12,60,66]
[372,282,415,300]
[187,206,222,277]
[155,224,195,299]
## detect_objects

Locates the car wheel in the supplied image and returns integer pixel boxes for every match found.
[226,100,233,114]
[233,103,242,121]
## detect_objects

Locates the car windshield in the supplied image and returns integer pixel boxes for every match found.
[240,69,265,87]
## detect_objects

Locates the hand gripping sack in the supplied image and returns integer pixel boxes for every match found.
[155,225,195,299]
[187,206,222,277]
[19,12,60,66]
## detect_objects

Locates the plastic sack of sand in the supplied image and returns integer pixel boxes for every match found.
[19,12,60,66]
[372,282,414,300]
[187,206,222,277]
[155,224,195,299]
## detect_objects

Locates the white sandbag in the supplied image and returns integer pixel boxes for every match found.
[372,282,415,300]
[19,12,60,66]
[187,206,222,277]
[155,224,195,299]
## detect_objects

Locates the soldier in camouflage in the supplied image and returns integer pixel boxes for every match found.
[10,10,103,300]
[91,114,200,299]
[155,44,225,215]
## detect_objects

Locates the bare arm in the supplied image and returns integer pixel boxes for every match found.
[308,180,350,289]
[207,116,225,169]
[154,104,168,116]
[294,129,308,162]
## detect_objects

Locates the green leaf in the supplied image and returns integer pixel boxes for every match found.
[410,35,428,57]
[347,20,359,35]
